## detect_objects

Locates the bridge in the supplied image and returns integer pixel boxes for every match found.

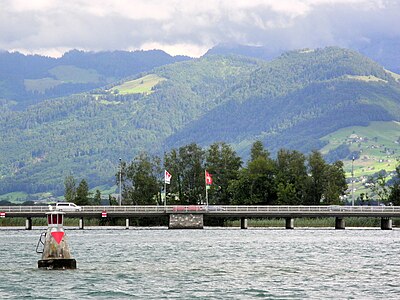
[1,205,399,230]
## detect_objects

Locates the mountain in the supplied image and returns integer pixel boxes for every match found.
[204,43,281,61]
[0,47,399,198]
[0,55,262,196]
[205,39,400,75]
[170,48,400,155]
[0,49,190,109]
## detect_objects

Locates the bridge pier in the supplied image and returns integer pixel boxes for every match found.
[335,217,345,230]
[79,218,84,230]
[25,217,32,230]
[126,218,130,229]
[241,218,248,229]
[169,214,203,229]
[285,218,294,229]
[381,218,392,230]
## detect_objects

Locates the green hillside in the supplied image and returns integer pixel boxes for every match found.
[0,55,262,196]
[24,78,62,94]
[0,47,399,199]
[24,65,101,94]
[48,65,101,83]
[323,121,400,175]
[167,48,400,155]
[109,74,166,95]
[321,121,400,163]
[321,121,400,197]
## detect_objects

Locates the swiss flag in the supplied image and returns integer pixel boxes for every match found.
[165,170,172,184]
[205,170,213,185]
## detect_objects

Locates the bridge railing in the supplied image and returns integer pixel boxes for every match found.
[83,206,168,213]
[0,206,50,212]
[220,205,399,212]
[1,205,399,213]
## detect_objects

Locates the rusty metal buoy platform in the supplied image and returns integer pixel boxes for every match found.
[37,211,77,269]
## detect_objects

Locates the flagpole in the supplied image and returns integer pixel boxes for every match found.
[164,179,167,210]
[205,170,208,207]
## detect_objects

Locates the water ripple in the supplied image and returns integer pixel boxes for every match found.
[1,228,400,298]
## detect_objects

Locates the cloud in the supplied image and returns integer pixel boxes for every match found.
[0,0,398,57]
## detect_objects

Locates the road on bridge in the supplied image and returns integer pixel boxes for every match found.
[1,205,400,218]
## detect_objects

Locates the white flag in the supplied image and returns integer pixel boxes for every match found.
[165,170,172,184]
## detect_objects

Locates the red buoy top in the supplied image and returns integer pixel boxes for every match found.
[46,211,65,227]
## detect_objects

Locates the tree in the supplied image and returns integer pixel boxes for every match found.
[275,149,308,204]
[123,152,162,205]
[306,150,327,205]
[323,161,347,205]
[229,141,275,205]
[75,179,90,205]
[388,164,400,205]
[250,140,270,162]
[228,168,253,205]
[305,152,347,205]
[205,142,242,204]
[165,143,205,205]
[92,189,102,205]
[370,171,390,205]
[179,143,205,204]
[276,182,297,205]
[64,175,76,202]
[164,149,183,203]
[247,157,277,204]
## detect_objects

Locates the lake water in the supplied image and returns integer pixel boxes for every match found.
[1,227,400,299]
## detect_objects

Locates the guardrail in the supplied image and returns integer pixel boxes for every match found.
[1,205,399,214]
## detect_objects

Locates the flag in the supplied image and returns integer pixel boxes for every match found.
[164,170,172,184]
[205,170,213,185]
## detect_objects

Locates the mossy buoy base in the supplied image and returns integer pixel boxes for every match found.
[38,258,77,269]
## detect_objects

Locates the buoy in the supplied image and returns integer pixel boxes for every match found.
[37,211,77,269]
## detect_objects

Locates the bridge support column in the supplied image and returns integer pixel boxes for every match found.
[335,217,345,230]
[25,217,32,230]
[126,218,130,229]
[241,218,248,229]
[381,218,392,230]
[285,218,294,229]
[79,218,84,230]
[169,214,203,229]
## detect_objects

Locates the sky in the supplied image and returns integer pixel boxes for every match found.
[0,0,399,58]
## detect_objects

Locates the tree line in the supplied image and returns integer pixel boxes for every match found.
[115,141,349,206]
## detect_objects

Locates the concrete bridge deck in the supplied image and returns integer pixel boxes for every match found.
[1,205,400,218]
[1,205,398,230]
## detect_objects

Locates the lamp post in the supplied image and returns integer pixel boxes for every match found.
[119,158,122,206]
[352,156,355,206]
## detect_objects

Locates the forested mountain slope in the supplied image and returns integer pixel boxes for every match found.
[206,39,400,74]
[168,48,400,156]
[0,55,263,195]
[0,47,399,197]
[0,49,190,108]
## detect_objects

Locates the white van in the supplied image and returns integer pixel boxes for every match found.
[49,202,82,211]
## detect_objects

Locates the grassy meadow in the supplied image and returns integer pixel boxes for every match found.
[24,65,102,94]
[110,74,166,95]
[321,121,400,197]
